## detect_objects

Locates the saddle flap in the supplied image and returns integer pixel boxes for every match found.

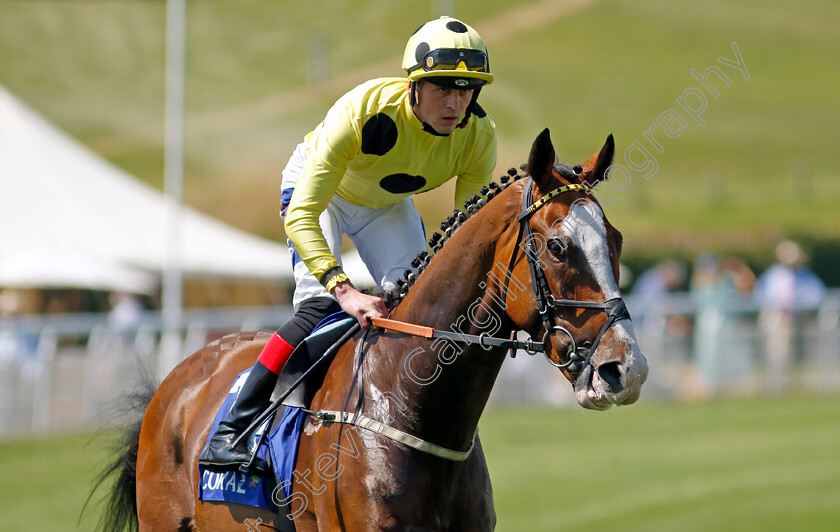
[304,315,357,355]
[271,314,357,409]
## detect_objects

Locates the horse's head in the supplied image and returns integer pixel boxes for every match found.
[503,129,648,410]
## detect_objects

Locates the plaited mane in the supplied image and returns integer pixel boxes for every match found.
[382,165,537,308]
[381,161,588,307]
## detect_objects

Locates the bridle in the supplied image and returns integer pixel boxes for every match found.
[501,177,632,372]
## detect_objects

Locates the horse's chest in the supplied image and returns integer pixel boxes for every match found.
[359,442,404,501]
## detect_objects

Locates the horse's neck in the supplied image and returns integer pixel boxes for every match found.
[369,194,520,451]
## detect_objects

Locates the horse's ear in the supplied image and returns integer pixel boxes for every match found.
[579,134,615,185]
[527,128,556,189]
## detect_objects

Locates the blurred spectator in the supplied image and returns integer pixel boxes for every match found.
[721,258,756,295]
[0,289,38,361]
[690,254,756,395]
[108,292,144,331]
[754,240,825,310]
[631,259,687,329]
[633,259,687,305]
[629,259,690,395]
[754,240,826,393]
[690,253,723,302]
[690,253,754,301]
[107,292,144,351]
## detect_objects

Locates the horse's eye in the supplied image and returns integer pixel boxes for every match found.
[547,238,567,259]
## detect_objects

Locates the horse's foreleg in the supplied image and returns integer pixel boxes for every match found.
[449,439,496,531]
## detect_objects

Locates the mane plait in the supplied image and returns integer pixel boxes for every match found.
[386,166,529,305]
[553,162,584,181]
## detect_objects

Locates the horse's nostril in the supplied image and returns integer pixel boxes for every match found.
[597,361,623,393]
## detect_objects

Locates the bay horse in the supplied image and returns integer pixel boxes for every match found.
[93,129,648,531]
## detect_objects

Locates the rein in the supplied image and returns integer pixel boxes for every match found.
[369,317,543,353]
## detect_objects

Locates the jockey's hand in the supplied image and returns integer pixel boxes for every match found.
[331,280,388,330]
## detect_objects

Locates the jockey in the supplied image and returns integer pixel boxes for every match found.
[199,16,497,474]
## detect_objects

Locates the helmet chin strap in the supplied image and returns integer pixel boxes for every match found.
[457,88,481,129]
[421,122,450,137]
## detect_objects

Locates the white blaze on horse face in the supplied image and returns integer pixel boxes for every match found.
[559,200,620,299]
[560,200,647,394]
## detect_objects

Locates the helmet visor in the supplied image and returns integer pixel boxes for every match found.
[420,48,489,73]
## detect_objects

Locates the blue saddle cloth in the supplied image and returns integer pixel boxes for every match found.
[197,312,354,511]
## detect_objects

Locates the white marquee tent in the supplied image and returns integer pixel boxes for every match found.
[0,85,293,293]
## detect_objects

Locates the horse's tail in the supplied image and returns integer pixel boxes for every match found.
[84,372,158,532]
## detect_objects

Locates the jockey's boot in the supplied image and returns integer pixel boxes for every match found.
[198,360,276,474]
[199,332,297,474]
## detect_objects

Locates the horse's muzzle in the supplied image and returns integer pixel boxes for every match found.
[573,322,648,410]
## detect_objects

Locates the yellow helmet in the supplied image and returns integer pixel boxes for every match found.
[402,16,494,89]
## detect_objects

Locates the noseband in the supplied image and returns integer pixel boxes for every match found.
[502,178,632,372]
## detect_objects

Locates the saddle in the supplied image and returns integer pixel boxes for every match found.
[270,312,357,409]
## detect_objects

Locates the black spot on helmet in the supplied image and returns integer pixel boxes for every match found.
[446,20,468,33]
[414,42,431,65]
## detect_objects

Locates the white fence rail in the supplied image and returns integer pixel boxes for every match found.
[1,292,839,439]
[0,306,294,439]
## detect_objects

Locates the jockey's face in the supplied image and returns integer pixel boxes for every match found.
[411,80,474,134]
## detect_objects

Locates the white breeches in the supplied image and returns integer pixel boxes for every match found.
[281,143,427,308]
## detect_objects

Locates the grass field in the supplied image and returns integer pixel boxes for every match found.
[2,0,839,263]
[483,396,840,532]
[1,395,837,531]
